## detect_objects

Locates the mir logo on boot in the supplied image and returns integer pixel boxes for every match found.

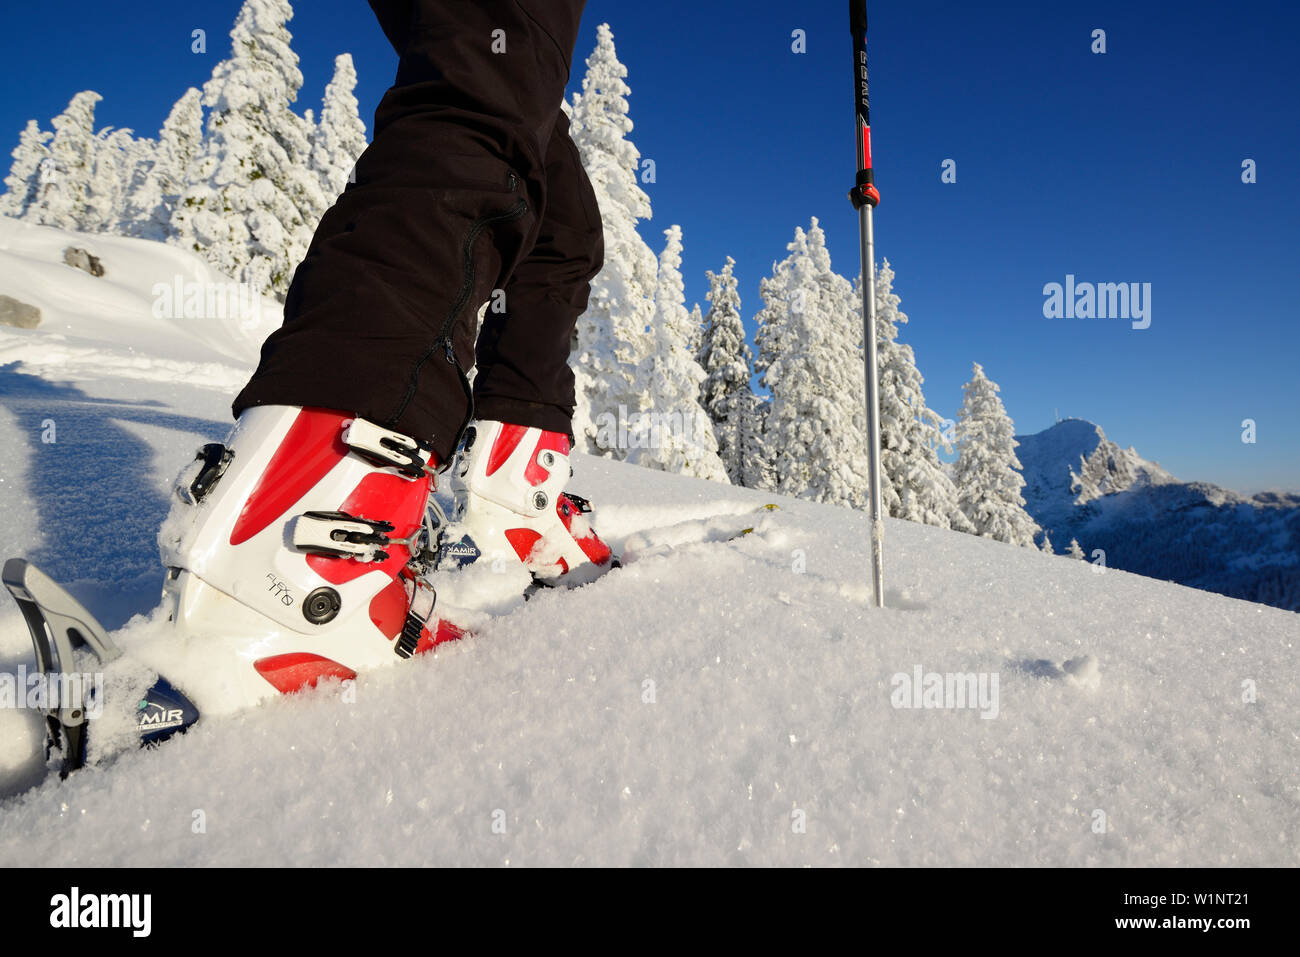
[439,534,482,569]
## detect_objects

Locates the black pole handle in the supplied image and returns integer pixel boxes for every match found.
[848,1,879,208]
[850,0,867,40]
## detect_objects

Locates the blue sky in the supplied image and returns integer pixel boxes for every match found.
[1,0,1296,492]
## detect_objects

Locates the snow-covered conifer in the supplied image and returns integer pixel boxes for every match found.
[23,91,101,229]
[629,225,727,480]
[171,0,325,297]
[82,126,142,232]
[698,256,758,484]
[310,54,367,202]
[863,263,971,531]
[742,397,773,490]
[0,120,53,218]
[122,88,203,239]
[752,219,873,506]
[568,23,658,457]
[1067,538,1085,560]
[954,362,1040,546]
[687,302,704,358]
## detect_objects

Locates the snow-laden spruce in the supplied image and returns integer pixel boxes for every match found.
[310,54,367,203]
[567,22,661,460]
[753,219,874,506]
[864,261,972,532]
[0,121,52,218]
[954,362,1040,546]
[85,126,142,235]
[686,302,705,358]
[627,225,727,480]
[120,89,204,240]
[0,97,143,234]
[19,91,102,230]
[170,0,326,298]
[698,256,760,485]
[0,0,365,287]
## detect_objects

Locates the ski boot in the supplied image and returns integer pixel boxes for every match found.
[441,420,613,582]
[156,405,464,714]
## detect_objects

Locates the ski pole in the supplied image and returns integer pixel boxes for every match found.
[848,0,885,609]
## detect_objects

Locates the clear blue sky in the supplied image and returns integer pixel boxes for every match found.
[2,1,1296,493]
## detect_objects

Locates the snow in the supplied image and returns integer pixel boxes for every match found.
[1,221,1298,866]
[0,216,278,369]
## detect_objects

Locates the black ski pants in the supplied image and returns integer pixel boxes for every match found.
[233,0,601,464]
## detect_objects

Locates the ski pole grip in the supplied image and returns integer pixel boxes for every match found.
[848,0,879,208]
[850,0,867,36]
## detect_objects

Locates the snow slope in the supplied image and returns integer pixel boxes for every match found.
[1019,419,1300,612]
[0,223,1297,866]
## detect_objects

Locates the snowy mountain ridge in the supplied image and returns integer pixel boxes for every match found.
[1064,420,1177,504]
[1018,419,1175,527]
[1017,419,1300,611]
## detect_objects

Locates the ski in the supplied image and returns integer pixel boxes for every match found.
[3,502,779,785]
[3,559,200,777]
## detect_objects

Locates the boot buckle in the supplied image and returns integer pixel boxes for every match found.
[293,510,396,563]
[395,579,437,659]
[343,418,433,479]
[175,443,233,505]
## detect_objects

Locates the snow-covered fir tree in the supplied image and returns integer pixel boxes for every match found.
[171,0,326,298]
[122,88,204,239]
[83,126,141,233]
[742,397,774,491]
[687,302,705,358]
[863,262,971,530]
[310,53,367,202]
[626,225,728,480]
[953,362,1041,546]
[1038,532,1054,554]
[698,256,759,485]
[1067,538,1086,560]
[752,218,874,506]
[567,22,659,458]
[22,91,102,229]
[0,120,53,218]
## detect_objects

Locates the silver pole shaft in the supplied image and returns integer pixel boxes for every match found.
[858,202,884,608]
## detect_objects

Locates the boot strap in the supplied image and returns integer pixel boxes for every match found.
[395,579,437,659]
[343,418,434,479]
[293,511,397,563]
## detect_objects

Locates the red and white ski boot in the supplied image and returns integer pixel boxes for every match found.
[155,405,464,713]
[443,420,614,582]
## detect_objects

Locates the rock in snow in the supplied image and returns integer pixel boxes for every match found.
[62,246,106,277]
[0,294,40,329]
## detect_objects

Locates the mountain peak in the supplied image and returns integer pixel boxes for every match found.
[1016,418,1175,523]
